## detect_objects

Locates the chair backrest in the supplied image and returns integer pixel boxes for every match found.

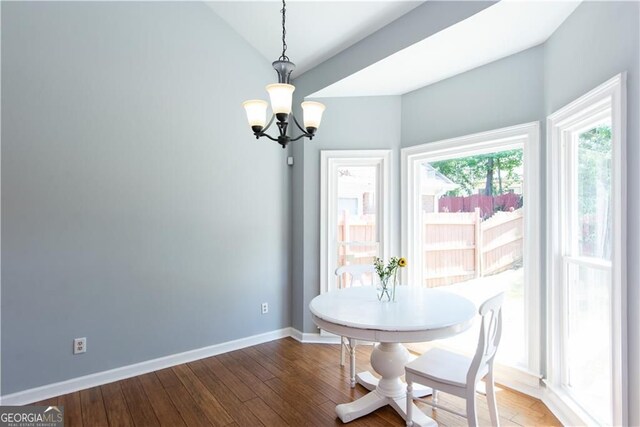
[467,292,505,385]
[335,264,376,289]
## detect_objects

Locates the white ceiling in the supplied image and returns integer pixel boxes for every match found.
[205,1,423,77]
[311,0,581,97]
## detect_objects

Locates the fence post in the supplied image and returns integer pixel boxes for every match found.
[343,210,350,244]
[474,207,482,278]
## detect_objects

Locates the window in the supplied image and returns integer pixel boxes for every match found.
[547,73,626,426]
[401,123,541,387]
[320,150,390,293]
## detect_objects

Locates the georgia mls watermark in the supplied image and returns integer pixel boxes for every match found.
[0,406,64,427]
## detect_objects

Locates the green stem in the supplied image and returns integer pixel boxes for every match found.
[392,269,398,302]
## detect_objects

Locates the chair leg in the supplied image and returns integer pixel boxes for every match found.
[486,370,500,427]
[466,387,478,427]
[349,338,356,388]
[406,381,414,427]
[340,337,346,366]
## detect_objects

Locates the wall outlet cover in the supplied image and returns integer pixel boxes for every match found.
[74,337,87,354]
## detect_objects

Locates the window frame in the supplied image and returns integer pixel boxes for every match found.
[400,122,542,387]
[546,73,627,426]
[320,150,391,294]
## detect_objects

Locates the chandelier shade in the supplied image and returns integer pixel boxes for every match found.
[266,83,295,115]
[301,101,326,131]
[241,0,325,148]
[242,100,268,130]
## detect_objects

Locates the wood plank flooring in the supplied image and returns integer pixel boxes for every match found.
[33,338,561,426]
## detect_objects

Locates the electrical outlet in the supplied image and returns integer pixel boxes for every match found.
[74,337,87,354]
[261,302,269,314]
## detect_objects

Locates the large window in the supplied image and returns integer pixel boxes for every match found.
[320,150,390,293]
[565,122,613,423]
[401,123,541,387]
[547,74,626,426]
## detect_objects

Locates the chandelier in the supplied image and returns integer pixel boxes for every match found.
[242,0,326,149]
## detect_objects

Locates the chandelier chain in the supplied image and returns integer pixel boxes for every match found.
[279,0,289,61]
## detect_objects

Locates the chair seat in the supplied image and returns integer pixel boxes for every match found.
[405,293,504,427]
[405,348,472,388]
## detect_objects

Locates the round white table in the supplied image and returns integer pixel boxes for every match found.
[309,286,476,426]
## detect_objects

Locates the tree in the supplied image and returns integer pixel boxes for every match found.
[578,125,611,216]
[577,124,612,258]
[430,149,523,196]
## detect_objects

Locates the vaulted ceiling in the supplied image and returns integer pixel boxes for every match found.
[205,1,423,77]
[207,1,581,97]
[312,1,581,97]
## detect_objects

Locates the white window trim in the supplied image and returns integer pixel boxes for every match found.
[320,150,391,294]
[400,122,542,383]
[546,73,627,427]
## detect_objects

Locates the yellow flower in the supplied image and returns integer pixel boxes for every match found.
[398,257,407,267]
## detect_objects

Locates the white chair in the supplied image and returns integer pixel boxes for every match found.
[334,264,376,388]
[405,292,505,427]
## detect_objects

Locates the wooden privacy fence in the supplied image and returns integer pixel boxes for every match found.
[439,193,522,218]
[337,213,378,267]
[335,208,523,288]
[423,208,523,288]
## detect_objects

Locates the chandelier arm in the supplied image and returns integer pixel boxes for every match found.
[261,114,276,133]
[290,112,308,134]
[289,133,310,142]
[288,113,314,141]
[257,132,280,143]
[276,120,288,139]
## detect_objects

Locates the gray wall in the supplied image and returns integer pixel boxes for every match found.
[290,96,402,333]
[544,2,640,424]
[401,45,544,146]
[1,2,290,395]
[290,128,305,331]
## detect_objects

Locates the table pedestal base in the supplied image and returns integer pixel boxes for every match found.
[357,371,432,397]
[335,343,436,427]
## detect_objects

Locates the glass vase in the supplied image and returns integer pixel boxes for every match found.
[377,271,398,302]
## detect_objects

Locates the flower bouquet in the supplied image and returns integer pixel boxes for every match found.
[373,256,407,302]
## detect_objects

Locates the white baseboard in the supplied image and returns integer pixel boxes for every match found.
[493,364,543,399]
[289,328,341,344]
[0,327,292,406]
[289,327,304,342]
[541,381,598,427]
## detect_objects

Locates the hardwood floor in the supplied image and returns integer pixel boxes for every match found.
[33,338,561,426]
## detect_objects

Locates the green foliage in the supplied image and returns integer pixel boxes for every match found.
[430,149,523,196]
[577,124,612,258]
[578,125,611,216]
[374,256,398,281]
[373,256,402,282]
